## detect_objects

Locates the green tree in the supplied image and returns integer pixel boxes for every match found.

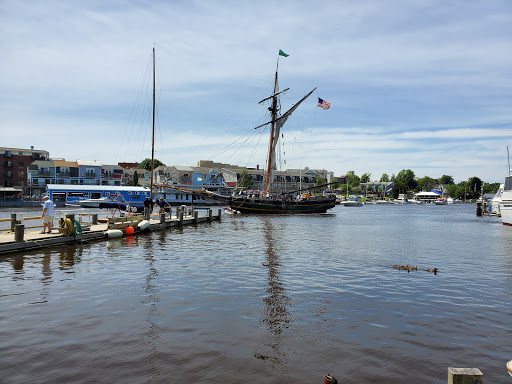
[360,173,371,183]
[238,168,253,189]
[331,178,340,189]
[380,173,390,182]
[445,184,464,199]
[139,158,165,171]
[315,176,325,186]
[417,176,436,192]
[483,182,501,194]
[468,176,483,198]
[392,181,406,198]
[346,171,360,187]
[390,174,396,182]
[396,169,417,190]
[439,175,454,185]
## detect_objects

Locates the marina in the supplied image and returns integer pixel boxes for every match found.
[1,203,511,383]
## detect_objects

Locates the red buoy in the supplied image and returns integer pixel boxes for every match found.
[125,226,134,235]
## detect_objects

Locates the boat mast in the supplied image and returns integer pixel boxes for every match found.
[150,47,156,199]
[264,60,279,195]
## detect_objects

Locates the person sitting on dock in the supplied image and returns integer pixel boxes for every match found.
[40,195,54,234]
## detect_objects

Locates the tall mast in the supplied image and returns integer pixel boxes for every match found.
[264,66,279,194]
[150,47,156,198]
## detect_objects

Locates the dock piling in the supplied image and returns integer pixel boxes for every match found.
[217,209,222,221]
[14,224,25,243]
[208,209,212,222]
[92,213,98,225]
[448,367,483,384]
[194,211,199,224]
[11,214,17,231]
[160,213,166,224]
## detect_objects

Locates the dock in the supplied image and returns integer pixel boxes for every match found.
[0,207,222,256]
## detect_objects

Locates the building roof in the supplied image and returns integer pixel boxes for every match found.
[174,166,194,172]
[102,164,123,170]
[46,184,150,192]
[54,160,78,167]
[77,160,102,167]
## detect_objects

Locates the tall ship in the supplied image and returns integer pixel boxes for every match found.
[157,51,336,214]
[228,51,336,214]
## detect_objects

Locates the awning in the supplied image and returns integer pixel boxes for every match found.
[0,187,24,192]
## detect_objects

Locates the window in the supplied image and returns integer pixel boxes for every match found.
[19,171,24,177]
[19,181,24,186]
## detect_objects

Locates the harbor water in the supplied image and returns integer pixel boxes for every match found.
[1,204,511,383]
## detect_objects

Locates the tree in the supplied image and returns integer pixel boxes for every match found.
[439,175,454,185]
[390,174,396,182]
[445,184,464,199]
[360,173,371,183]
[483,182,501,194]
[315,176,325,186]
[417,176,436,192]
[139,158,165,171]
[331,178,340,189]
[468,176,483,198]
[238,168,253,190]
[396,169,417,190]
[380,173,390,182]
[346,171,360,187]
[392,181,406,198]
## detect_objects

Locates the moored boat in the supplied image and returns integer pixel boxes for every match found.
[341,196,363,207]
[225,50,336,214]
[501,175,512,225]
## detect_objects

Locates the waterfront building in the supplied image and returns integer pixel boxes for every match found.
[46,184,151,204]
[101,164,123,186]
[76,160,102,185]
[1,146,49,197]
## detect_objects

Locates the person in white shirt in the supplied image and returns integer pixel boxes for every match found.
[40,195,54,234]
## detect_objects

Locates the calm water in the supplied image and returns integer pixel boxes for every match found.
[1,204,511,383]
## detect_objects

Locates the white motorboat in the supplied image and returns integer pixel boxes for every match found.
[435,198,448,205]
[501,175,512,226]
[375,199,392,204]
[394,194,409,204]
[78,195,125,208]
[342,196,363,207]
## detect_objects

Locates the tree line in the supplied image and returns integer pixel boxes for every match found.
[331,169,501,200]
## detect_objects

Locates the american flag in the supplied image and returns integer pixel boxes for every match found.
[317,97,331,110]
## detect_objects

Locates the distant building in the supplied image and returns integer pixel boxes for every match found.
[1,146,49,196]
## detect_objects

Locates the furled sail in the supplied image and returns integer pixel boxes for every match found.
[266,87,317,190]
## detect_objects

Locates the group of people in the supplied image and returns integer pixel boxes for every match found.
[143,196,168,220]
[39,195,170,234]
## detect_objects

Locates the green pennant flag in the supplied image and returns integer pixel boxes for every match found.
[279,49,289,57]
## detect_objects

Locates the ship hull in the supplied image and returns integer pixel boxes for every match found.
[229,197,336,214]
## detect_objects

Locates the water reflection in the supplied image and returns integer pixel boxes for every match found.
[141,237,160,381]
[258,218,291,368]
[58,246,82,271]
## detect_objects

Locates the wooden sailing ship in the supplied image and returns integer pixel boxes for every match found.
[228,52,336,214]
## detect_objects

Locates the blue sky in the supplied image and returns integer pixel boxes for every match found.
[1,1,511,183]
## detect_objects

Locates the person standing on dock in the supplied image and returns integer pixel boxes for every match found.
[40,195,54,234]
[143,196,153,220]
[158,197,167,214]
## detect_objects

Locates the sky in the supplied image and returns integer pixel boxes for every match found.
[1,0,512,183]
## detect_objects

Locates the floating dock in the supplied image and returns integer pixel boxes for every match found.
[0,207,222,256]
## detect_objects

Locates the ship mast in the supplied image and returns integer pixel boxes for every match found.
[264,65,279,194]
[150,47,156,199]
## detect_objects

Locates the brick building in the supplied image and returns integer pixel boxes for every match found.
[1,146,49,196]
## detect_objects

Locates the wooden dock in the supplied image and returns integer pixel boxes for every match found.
[0,207,222,256]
